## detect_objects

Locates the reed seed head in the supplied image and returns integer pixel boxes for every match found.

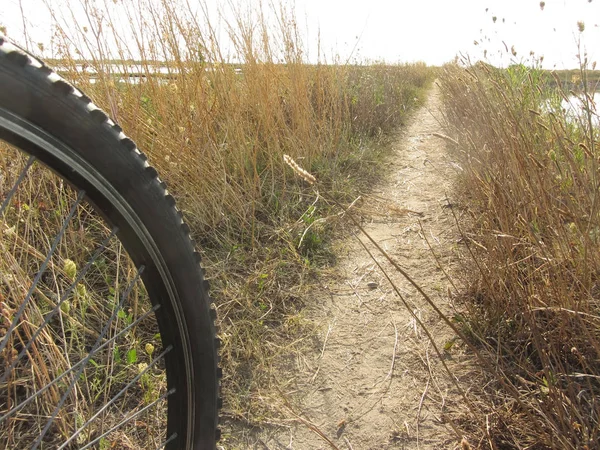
[283,154,316,185]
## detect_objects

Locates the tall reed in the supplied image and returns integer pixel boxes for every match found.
[40,0,430,249]
[440,62,600,448]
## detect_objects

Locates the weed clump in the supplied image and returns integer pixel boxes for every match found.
[440,62,600,448]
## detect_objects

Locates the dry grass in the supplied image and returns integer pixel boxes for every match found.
[5,0,434,429]
[0,150,167,448]
[440,61,600,448]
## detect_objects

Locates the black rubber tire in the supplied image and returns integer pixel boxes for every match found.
[0,37,220,449]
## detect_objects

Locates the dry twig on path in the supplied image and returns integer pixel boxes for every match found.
[310,321,334,383]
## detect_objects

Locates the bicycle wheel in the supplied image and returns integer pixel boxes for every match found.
[0,37,220,448]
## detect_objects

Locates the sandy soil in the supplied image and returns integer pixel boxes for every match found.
[223,83,472,449]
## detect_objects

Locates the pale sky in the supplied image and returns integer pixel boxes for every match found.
[1,0,599,68]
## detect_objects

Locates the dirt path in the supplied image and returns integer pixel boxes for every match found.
[225,84,470,449]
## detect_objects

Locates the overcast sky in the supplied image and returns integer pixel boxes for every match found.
[2,0,598,68]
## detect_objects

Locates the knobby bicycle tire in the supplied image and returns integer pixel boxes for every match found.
[0,37,220,449]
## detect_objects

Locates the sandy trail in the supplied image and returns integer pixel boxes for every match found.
[226,83,469,449]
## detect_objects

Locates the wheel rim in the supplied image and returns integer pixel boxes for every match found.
[0,107,192,448]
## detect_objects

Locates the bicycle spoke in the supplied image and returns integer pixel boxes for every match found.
[32,266,145,449]
[0,224,118,384]
[0,154,35,215]
[0,189,85,355]
[58,346,174,450]
[0,303,160,422]
[76,387,175,450]
[157,432,179,450]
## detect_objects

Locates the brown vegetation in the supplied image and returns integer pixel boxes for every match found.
[440,62,600,448]
[6,0,433,425]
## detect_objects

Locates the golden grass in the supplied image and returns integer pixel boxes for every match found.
[5,0,434,429]
[440,61,600,448]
